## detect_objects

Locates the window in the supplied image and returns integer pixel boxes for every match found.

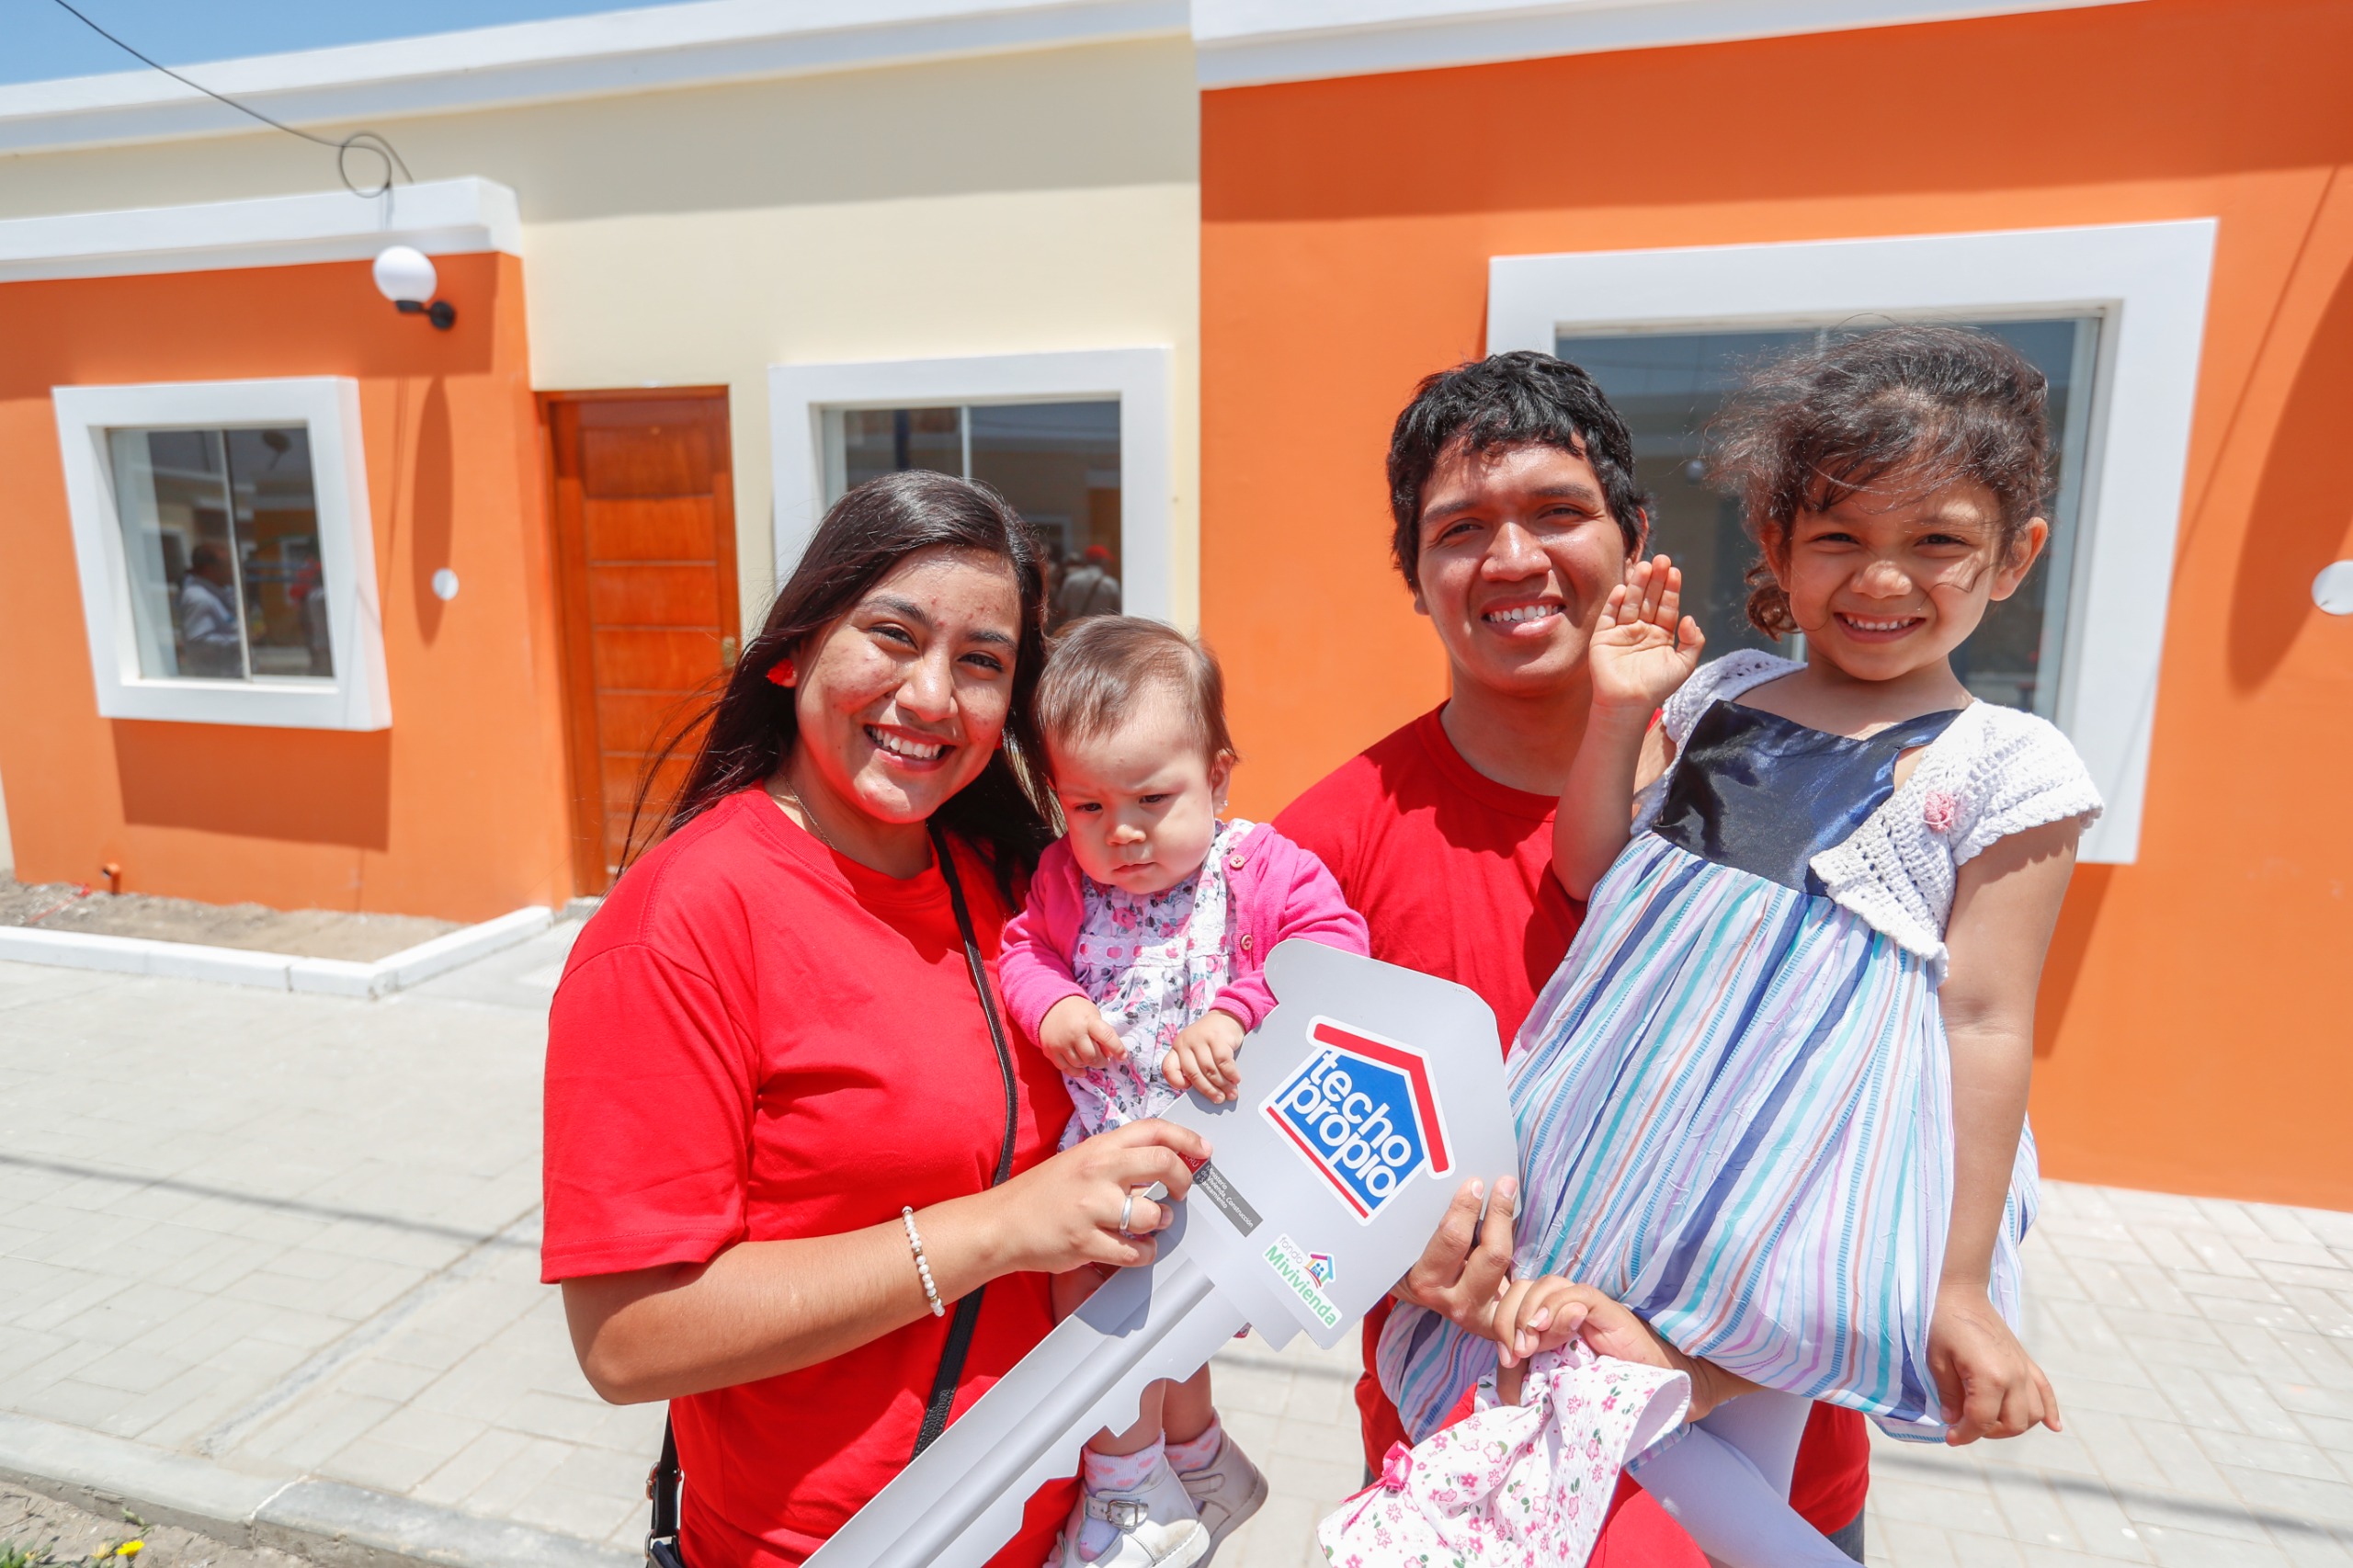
[1489,222,2218,861]
[771,349,1173,622]
[1556,317,2099,720]
[822,400,1126,624]
[107,426,334,683]
[53,378,391,731]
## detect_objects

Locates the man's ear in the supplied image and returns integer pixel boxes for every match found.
[1209,751,1235,813]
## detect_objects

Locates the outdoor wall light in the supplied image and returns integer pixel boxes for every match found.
[2315,561,2353,616]
[372,244,455,330]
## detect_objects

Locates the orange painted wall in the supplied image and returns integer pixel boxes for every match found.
[1201,0,2353,1207]
[0,252,577,922]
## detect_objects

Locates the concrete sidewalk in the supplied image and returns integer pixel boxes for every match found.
[2,939,2349,1568]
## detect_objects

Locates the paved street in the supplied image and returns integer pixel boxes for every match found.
[2,937,2349,1568]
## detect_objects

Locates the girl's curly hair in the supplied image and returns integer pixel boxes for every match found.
[1712,324,2053,638]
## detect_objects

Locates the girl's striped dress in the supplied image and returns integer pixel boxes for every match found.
[1379,651,2100,1443]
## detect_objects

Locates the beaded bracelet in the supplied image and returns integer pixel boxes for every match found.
[901,1206,945,1317]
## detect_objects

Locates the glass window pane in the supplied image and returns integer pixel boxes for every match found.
[826,405,964,498]
[103,425,329,685]
[967,401,1121,626]
[1557,331,1815,663]
[223,427,330,678]
[1556,320,2097,717]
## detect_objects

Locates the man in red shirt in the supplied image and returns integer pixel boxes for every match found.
[1276,352,1871,1558]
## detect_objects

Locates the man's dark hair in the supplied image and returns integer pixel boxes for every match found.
[1385,351,1649,591]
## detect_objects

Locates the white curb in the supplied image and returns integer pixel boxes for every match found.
[0,1410,633,1568]
[0,905,553,997]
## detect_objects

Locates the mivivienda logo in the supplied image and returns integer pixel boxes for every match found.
[1262,1017,1452,1223]
[1265,1233,1341,1329]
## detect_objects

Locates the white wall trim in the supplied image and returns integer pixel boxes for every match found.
[0,177,517,284]
[0,0,1188,154]
[1194,0,2142,87]
[52,377,394,733]
[1490,220,2218,864]
[769,347,1176,622]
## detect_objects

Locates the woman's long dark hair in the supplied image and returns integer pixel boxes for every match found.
[627,470,1055,892]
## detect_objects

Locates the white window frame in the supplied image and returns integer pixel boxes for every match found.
[1490,220,2217,864]
[769,348,1175,622]
[52,377,392,731]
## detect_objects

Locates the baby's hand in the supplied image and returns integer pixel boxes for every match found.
[1588,555,1705,715]
[1164,1011,1245,1103]
[1928,1283,2063,1443]
[1039,996,1126,1074]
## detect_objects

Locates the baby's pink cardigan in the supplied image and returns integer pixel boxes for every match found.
[998,824,1371,1044]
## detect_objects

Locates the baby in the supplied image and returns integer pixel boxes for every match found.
[1000,616,1370,1568]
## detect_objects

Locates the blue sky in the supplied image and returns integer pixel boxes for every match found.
[2,0,705,87]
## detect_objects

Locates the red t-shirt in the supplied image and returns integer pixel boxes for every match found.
[1276,709,1869,1536]
[541,789,1076,1568]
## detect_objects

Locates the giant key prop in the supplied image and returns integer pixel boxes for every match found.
[805,940,1515,1568]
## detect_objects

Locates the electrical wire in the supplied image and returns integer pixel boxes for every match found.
[45,0,415,199]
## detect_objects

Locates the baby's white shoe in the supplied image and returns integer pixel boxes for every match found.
[1175,1431,1266,1562]
[1059,1452,1208,1568]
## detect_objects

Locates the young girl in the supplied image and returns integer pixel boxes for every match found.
[1381,325,2098,1566]
[999,616,1370,1568]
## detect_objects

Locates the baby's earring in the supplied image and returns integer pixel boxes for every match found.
[766,656,796,687]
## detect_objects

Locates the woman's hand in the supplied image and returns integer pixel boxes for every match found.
[1588,556,1704,716]
[1491,1276,1652,1369]
[1928,1282,2061,1443]
[1486,1274,1756,1418]
[974,1118,1209,1278]
[1165,1011,1245,1102]
[1039,995,1126,1072]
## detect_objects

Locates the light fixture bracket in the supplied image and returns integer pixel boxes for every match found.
[395,299,457,330]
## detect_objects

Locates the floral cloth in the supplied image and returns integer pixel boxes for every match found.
[1060,817,1254,1148]
[1319,1344,1688,1568]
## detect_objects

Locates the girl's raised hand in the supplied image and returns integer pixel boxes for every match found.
[1588,555,1705,715]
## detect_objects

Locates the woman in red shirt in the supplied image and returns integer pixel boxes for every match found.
[543,472,1207,1568]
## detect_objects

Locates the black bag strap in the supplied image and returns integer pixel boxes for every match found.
[915,824,1021,1459]
[645,1415,681,1567]
[645,825,1023,1565]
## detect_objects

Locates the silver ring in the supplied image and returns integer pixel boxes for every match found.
[1118,1190,1138,1236]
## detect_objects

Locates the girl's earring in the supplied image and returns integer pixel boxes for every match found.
[766,657,796,688]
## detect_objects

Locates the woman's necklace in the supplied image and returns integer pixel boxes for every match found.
[767,774,840,854]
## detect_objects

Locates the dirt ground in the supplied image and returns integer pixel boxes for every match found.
[0,1484,304,1568]
[0,881,458,963]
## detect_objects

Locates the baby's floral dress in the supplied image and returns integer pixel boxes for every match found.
[1318,1343,1688,1568]
[1060,817,1253,1149]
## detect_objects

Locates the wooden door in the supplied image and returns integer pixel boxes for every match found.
[543,391,739,895]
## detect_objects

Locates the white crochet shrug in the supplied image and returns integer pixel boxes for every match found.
[1639,650,2104,983]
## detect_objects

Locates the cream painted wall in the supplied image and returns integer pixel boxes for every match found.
[524,183,1199,618]
[0,37,1202,625]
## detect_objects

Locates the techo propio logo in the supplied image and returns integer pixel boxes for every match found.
[1263,1018,1451,1223]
